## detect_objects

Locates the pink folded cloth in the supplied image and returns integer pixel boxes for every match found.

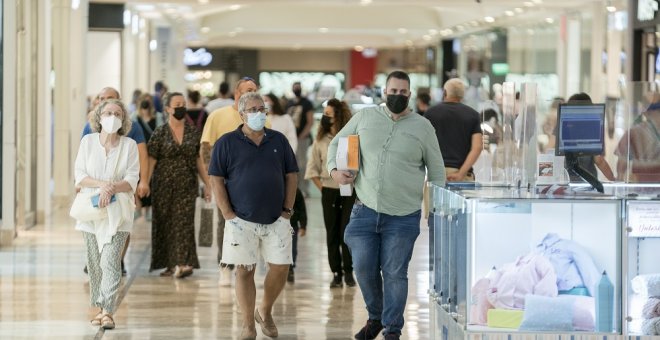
[643,297,660,319]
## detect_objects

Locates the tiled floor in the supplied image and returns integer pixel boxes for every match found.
[0,197,430,339]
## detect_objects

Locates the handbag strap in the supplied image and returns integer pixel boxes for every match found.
[112,139,124,182]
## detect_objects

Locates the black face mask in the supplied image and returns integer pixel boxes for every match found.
[386,94,409,114]
[140,100,150,109]
[172,107,187,120]
[320,115,333,130]
[293,89,302,97]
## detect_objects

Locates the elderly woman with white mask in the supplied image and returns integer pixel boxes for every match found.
[73,99,139,330]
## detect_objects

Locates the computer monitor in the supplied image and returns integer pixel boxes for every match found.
[555,103,605,157]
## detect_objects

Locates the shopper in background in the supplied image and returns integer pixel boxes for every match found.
[128,89,142,114]
[327,71,445,340]
[415,92,431,116]
[305,98,356,288]
[264,92,302,283]
[186,90,208,133]
[264,93,298,151]
[152,81,167,113]
[205,81,234,113]
[200,77,259,286]
[209,92,298,340]
[74,99,139,330]
[132,93,164,221]
[147,92,211,279]
[82,87,149,276]
[616,98,660,182]
[425,78,482,182]
[285,81,315,198]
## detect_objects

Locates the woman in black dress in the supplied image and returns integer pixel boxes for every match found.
[146,92,211,278]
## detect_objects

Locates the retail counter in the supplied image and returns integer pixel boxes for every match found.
[428,183,660,339]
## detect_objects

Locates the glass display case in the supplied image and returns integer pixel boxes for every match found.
[621,185,660,336]
[428,184,623,339]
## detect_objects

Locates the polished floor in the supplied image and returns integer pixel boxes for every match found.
[0,196,430,339]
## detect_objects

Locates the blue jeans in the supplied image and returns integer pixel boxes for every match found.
[344,201,421,335]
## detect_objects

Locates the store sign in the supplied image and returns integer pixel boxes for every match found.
[628,202,660,237]
[637,0,659,22]
[492,63,510,76]
[183,48,213,67]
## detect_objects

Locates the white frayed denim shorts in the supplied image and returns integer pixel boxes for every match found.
[221,216,293,268]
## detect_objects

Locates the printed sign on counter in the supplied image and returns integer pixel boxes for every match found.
[628,202,660,237]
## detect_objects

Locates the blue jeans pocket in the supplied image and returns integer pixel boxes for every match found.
[350,200,364,218]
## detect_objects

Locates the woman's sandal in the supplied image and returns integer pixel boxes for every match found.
[159,268,173,277]
[101,313,115,329]
[90,310,103,326]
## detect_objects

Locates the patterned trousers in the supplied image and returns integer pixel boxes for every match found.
[82,231,129,314]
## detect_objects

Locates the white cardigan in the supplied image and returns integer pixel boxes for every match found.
[74,133,140,251]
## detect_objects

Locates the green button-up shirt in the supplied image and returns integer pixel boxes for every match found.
[327,105,445,216]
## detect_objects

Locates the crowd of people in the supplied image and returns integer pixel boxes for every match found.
[71,70,659,339]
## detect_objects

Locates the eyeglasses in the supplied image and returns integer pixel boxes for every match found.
[101,110,123,117]
[238,76,258,86]
[244,107,269,114]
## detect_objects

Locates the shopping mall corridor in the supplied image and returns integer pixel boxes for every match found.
[0,196,430,340]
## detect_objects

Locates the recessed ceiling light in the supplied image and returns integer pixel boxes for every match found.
[165,8,177,14]
[235,27,244,32]
[469,21,479,27]
[532,0,542,3]
[360,0,372,5]
[354,45,365,52]
[428,29,438,35]
[484,16,495,23]
[545,17,554,23]
[527,28,535,35]
[422,35,432,41]
[514,7,524,13]
[229,4,241,11]
[523,2,534,7]
[606,5,616,12]
[198,0,209,4]
[505,10,515,16]
[228,31,237,37]
[319,27,329,33]
[200,26,211,33]
[456,25,464,31]
[398,28,408,34]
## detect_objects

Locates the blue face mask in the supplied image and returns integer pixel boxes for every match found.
[246,112,267,131]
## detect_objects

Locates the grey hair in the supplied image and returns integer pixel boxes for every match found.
[238,92,265,113]
[443,78,465,99]
[90,99,132,136]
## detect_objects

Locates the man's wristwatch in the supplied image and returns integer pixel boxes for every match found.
[283,207,293,216]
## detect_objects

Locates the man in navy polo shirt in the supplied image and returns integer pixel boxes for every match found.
[209,92,298,340]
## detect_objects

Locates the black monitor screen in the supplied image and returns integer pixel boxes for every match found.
[555,103,605,156]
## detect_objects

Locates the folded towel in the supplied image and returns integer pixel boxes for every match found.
[519,295,595,332]
[641,316,660,335]
[643,297,660,319]
[487,309,524,329]
[631,274,660,297]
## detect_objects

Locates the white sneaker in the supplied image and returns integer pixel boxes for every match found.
[219,266,233,287]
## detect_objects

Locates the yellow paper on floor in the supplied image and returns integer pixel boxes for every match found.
[487,309,524,329]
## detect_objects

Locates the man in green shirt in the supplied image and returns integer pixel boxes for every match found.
[327,70,445,340]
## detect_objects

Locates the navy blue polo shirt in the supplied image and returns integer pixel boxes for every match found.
[209,125,298,224]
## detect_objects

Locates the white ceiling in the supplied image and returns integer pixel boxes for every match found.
[112,0,618,49]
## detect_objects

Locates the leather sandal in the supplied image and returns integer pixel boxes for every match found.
[90,310,103,326]
[101,313,115,329]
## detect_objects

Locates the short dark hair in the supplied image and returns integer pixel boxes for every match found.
[188,90,201,104]
[219,82,230,95]
[568,92,592,104]
[417,93,431,105]
[385,70,410,87]
[482,108,498,122]
[155,81,164,92]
